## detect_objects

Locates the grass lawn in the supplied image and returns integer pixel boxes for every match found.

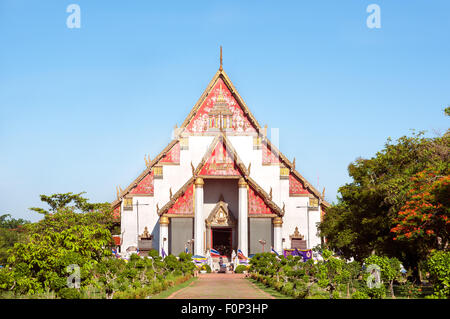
[247,278,293,299]
[151,276,198,299]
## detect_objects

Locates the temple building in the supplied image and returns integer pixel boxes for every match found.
[111,50,329,258]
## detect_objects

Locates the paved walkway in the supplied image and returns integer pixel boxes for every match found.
[167,273,275,299]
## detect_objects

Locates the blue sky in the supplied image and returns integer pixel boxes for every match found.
[1,1,449,222]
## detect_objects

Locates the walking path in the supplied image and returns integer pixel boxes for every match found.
[167,273,275,299]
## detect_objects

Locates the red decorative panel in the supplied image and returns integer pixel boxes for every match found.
[199,140,241,176]
[160,142,180,164]
[289,174,310,196]
[167,183,194,215]
[113,206,120,221]
[130,171,154,195]
[185,78,257,133]
[262,143,280,165]
[248,186,273,215]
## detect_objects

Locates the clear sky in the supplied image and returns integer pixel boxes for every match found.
[1,1,449,222]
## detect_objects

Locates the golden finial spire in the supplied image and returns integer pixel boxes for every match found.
[219,46,223,71]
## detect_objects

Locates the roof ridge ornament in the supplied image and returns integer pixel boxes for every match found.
[219,46,223,71]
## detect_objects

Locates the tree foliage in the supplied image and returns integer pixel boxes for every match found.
[391,168,449,254]
[0,214,30,265]
[3,208,113,295]
[319,130,449,272]
[29,192,110,215]
[426,250,450,298]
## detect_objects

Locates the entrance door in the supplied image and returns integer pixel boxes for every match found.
[212,228,232,257]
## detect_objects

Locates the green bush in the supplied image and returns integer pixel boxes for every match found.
[426,250,450,298]
[351,291,369,299]
[234,265,248,273]
[58,288,81,299]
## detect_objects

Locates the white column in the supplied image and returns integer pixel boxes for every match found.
[238,178,248,256]
[273,217,283,254]
[194,177,204,255]
[159,216,169,256]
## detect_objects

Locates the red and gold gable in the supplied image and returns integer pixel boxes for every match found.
[248,186,273,215]
[289,173,310,196]
[199,140,241,176]
[167,183,194,215]
[159,142,180,164]
[112,205,121,221]
[262,142,280,165]
[130,171,154,195]
[185,77,257,133]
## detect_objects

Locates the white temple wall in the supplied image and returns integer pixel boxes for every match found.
[120,196,155,252]
[282,196,310,250]
[308,207,322,249]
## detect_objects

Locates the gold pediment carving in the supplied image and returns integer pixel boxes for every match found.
[289,226,304,240]
[206,201,236,227]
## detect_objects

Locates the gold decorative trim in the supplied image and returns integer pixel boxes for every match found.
[273,217,283,226]
[199,175,241,180]
[248,214,278,218]
[290,226,304,240]
[205,201,236,227]
[194,177,204,187]
[160,216,170,225]
[289,194,311,197]
[238,177,247,188]
[164,214,194,218]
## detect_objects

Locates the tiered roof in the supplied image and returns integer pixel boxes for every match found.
[111,63,330,216]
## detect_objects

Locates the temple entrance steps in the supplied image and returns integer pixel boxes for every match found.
[211,256,235,272]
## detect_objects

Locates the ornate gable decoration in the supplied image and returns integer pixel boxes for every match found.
[248,185,275,215]
[262,142,280,165]
[185,77,257,134]
[112,205,121,221]
[167,183,194,215]
[130,171,154,196]
[159,141,180,165]
[289,173,310,197]
[206,201,236,227]
[197,135,247,177]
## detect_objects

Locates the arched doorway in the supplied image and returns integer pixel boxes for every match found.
[205,200,236,258]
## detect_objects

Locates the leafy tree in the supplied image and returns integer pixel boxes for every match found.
[391,168,449,256]
[29,192,110,215]
[426,250,450,298]
[0,214,30,265]
[3,208,113,295]
[0,214,30,229]
[318,250,350,299]
[364,255,401,298]
[319,130,449,278]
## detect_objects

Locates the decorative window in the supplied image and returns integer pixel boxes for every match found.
[180,137,189,150]
[309,197,319,208]
[280,165,290,179]
[123,198,133,211]
[253,136,262,150]
[153,166,163,179]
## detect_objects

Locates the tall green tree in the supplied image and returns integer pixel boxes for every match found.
[0,214,30,265]
[29,192,110,215]
[3,208,114,295]
[319,130,449,274]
